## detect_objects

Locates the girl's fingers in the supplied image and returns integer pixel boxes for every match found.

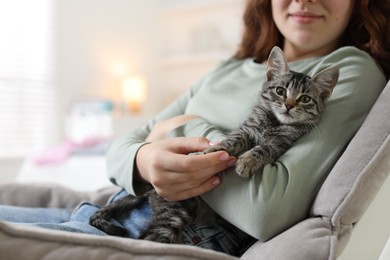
[161,151,235,182]
[168,136,211,154]
[163,150,230,172]
[137,137,236,201]
[161,175,222,202]
[155,154,236,199]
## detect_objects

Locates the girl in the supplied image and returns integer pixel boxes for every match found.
[107,0,389,254]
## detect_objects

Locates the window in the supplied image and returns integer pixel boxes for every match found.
[0,0,57,158]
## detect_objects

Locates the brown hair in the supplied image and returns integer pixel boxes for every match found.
[234,0,390,76]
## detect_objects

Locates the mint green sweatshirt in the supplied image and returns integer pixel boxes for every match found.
[106,47,386,241]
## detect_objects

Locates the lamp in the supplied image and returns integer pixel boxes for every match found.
[122,76,147,113]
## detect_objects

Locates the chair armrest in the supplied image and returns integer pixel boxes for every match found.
[0,183,119,209]
[241,217,333,260]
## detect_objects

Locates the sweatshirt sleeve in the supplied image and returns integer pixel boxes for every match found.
[105,59,228,195]
[200,48,387,240]
[106,83,202,195]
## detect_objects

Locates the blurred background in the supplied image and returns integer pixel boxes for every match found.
[0,0,244,183]
[1,1,389,258]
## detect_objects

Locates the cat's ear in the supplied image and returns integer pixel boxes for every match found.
[311,67,339,101]
[266,46,290,81]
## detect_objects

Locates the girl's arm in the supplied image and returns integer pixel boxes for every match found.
[106,74,235,200]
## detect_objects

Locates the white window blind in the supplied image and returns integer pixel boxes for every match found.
[0,0,57,158]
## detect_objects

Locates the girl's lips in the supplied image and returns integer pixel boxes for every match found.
[289,12,323,24]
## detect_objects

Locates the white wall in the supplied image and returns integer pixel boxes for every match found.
[339,174,390,260]
[54,0,243,137]
[0,0,243,182]
[156,0,243,104]
[55,0,160,127]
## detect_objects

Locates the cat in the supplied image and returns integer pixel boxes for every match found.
[204,46,339,177]
[89,46,339,243]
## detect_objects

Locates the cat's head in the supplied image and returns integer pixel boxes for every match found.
[262,46,339,125]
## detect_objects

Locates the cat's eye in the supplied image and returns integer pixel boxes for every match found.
[275,87,286,96]
[299,95,312,103]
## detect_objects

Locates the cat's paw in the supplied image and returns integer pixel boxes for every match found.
[203,145,226,154]
[235,152,262,178]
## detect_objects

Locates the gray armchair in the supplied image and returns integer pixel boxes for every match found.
[0,80,389,260]
[242,79,390,259]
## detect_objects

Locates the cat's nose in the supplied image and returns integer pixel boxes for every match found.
[285,100,295,110]
[286,104,294,111]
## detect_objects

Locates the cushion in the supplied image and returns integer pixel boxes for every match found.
[0,183,235,260]
[0,221,235,260]
[0,182,119,208]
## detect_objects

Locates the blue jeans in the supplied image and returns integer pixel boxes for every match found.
[0,189,255,256]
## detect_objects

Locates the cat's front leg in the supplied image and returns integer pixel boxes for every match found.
[203,143,231,154]
[203,135,248,157]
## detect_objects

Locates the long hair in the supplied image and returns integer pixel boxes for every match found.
[234,0,390,76]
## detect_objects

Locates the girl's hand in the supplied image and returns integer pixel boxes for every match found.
[135,137,236,201]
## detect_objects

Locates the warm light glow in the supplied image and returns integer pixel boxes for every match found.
[122,76,147,113]
[109,62,128,77]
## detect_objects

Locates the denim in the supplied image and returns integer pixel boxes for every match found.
[0,189,151,237]
[180,221,256,256]
[0,206,72,223]
[0,189,255,256]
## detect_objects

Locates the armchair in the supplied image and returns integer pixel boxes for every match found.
[0,80,389,260]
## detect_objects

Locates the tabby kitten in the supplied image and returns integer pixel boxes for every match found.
[90,46,339,243]
[204,46,339,177]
